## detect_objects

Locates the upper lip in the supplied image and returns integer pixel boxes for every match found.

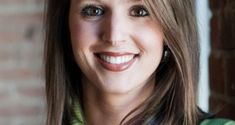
[95,52,139,57]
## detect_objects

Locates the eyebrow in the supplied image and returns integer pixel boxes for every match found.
[80,0,142,3]
[127,0,142,2]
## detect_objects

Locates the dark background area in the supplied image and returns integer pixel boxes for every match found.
[209,0,235,120]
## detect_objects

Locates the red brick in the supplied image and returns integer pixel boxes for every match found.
[0,0,29,4]
[0,104,41,117]
[224,55,235,97]
[17,85,45,97]
[209,54,226,94]
[220,8,235,49]
[0,13,43,43]
[0,1,45,125]
[210,14,221,49]
[210,96,235,120]
[210,0,235,50]
[210,0,235,121]
[0,67,40,79]
[209,0,226,11]
[0,90,9,100]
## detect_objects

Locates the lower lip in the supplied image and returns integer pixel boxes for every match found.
[96,55,137,72]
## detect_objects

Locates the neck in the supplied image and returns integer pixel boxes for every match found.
[82,78,155,125]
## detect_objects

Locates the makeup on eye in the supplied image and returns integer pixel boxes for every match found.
[81,4,105,17]
[129,5,149,17]
[80,3,150,18]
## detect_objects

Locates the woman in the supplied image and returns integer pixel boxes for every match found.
[44,0,234,125]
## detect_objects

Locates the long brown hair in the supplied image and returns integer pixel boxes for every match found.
[44,0,200,125]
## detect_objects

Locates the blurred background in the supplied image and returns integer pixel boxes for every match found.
[0,0,45,125]
[0,0,234,125]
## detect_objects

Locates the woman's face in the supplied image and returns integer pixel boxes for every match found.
[69,0,164,94]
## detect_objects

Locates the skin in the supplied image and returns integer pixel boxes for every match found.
[69,0,164,124]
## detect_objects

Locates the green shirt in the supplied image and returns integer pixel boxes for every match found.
[72,104,235,125]
[200,118,235,125]
[72,103,84,125]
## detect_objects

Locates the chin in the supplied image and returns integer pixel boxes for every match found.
[97,80,141,95]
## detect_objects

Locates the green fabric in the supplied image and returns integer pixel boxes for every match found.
[72,104,235,125]
[72,103,84,125]
[200,118,235,125]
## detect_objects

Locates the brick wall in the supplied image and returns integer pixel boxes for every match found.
[0,0,234,124]
[209,0,235,120]
[0,0,45,125]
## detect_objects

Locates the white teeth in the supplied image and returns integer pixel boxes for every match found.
[100,55,134,64]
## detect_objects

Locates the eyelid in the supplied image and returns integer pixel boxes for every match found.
[129,5,149,17]
[80,3,106,19]
[80,3,105,12]
[83,4,104,9]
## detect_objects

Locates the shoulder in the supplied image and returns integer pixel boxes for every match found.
[200,118,235,125]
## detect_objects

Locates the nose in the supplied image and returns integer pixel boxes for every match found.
[101,13,128,46]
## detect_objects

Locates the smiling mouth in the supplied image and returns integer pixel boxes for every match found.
[95,52,139,72]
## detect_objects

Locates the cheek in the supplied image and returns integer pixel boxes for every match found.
[69,16,100,51]
[133,25,164,55]
[70,26,88,51]
[69,15,97,71]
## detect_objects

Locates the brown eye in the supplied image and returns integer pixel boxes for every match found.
[81,5,105,17]
[130,5,149,17]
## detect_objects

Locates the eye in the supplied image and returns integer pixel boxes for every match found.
[130,5,149,17]
[81,5,105,17]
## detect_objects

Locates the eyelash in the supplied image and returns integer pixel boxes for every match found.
[129,5,149,17]
[80,4,149,18]
[81,4,105,17]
